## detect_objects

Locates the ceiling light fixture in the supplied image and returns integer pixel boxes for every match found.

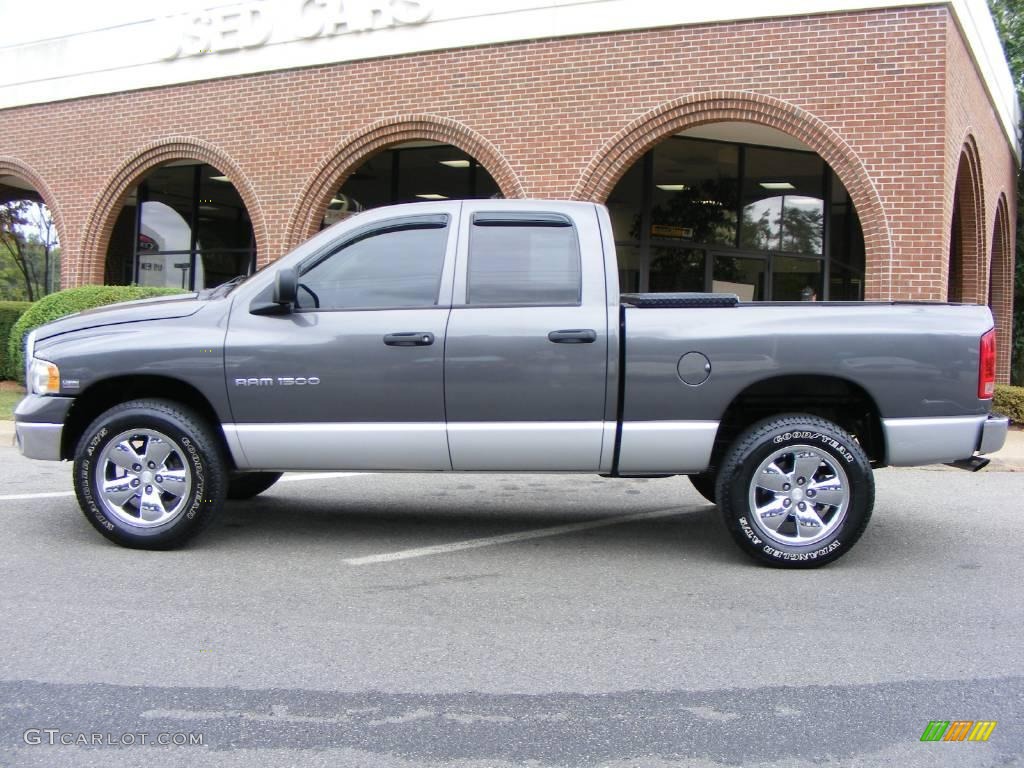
[439,160,471,168]
[416,193,448,200]
[759,181,795,190]
[656,184,688,191]
[210,175,231,183]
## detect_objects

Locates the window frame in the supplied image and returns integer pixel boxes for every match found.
[293,213,452,313]
[462,211,584,308]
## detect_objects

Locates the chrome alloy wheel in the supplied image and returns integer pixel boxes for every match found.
[746,444,849,547]
[95,429,193,528]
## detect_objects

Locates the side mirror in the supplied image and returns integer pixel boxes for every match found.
[274,267,298,306]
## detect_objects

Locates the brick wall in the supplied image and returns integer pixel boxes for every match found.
[0,4,1016,345]
[946,21,1017,382]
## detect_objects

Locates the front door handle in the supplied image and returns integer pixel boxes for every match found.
[547,329,597,344]
[384,332,434,347]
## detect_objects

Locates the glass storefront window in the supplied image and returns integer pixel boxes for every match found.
[828,169,865,300]
[772,255,823,301]
[650,138,738,247]
[829,261,864,302]
[606,134,866,301]
[325,141,501,227]
[649,247,705,293]
[107,161,255,290]
[616,243,643,294]
[713,254,766,301]
[607,158,643,245]
[741,147,824,255]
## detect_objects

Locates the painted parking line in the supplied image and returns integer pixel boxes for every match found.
[344,506,685,566]
[0,472,368,502]
[278,472,367,483]
[0,490,75,501]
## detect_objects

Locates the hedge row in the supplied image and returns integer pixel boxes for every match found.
[994,384,1024,425]
[0,301,33,380]
[6,286,187,381]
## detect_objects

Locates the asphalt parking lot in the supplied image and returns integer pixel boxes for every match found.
[0,439,1022,767]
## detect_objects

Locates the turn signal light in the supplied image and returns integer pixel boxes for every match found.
[978,329,996,399]
[29,358,61,396]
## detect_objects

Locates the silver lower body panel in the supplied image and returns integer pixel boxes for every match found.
[14,421,64,461]
[883,415,988,466]
[447,422,605,471]
[616,421,718,474]
[224,423,451,471]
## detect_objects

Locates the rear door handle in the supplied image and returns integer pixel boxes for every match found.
[384,332,434,347]
[547,329,597,344]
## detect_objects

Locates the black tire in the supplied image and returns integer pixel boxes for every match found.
[688,472,717,504]
[715,414,874,568]
[227,471,283,500]
[72,399,227,550]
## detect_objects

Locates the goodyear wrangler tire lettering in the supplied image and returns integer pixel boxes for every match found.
[72,399,227,550]
[715,413,874,569]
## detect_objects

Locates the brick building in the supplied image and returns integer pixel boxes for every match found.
[0,0,1018,380]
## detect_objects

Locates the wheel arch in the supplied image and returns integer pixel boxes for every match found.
[710,374,885,469]
[61,375,232,466]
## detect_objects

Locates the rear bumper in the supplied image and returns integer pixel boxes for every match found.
[883,413,1008,467]
[978,413,1009,455]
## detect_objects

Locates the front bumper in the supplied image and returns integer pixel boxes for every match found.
[15,422,64,460]
[13,394,74,461]
[978,413,1009,455]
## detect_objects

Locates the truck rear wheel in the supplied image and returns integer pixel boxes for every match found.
[715,414,874,568]
[227,472,283,500]
[72,399,227,550]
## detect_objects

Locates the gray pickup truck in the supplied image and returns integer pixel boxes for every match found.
[14,200,1008,566]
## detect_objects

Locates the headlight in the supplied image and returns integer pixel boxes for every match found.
[29,358,61,395]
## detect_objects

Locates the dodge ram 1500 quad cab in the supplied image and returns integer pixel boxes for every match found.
[15,200,1008,566]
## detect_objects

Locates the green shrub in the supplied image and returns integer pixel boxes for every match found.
[7,286,187,382]
[0,301,33,380]
[993,384,1024,425]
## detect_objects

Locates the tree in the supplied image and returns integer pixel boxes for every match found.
[988,0,1024,383]
[0,200,59,301]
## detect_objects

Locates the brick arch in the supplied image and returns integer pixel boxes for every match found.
[572,90,893,298]
[0,156,68,259]
[948,136,985,304]
[284,114,524,251]
[988,193,1012,383]
[80,137,267,286]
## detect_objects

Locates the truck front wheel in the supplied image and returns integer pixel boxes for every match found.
[715,414,874,568]
[72,399,227,550]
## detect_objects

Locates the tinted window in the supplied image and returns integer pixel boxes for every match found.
[468,221,581,305]
[300,222,448,310]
